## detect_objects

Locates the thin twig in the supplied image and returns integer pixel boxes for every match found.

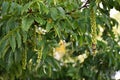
[66,0,89,14]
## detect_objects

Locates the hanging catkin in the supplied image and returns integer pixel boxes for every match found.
[22,44,27,69]
[37,49,42,64]
[90,3,97,56]
[35,48,42,70]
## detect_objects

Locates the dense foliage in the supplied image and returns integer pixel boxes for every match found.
[0,0,120,80]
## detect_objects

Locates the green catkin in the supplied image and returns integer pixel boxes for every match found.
[37,50,42,64]
[22,44,27,70]
[34,25,43,70]
[35,48,42,70]
[90,4,97,56]
[34,25,37,50]
[28,59,33,71]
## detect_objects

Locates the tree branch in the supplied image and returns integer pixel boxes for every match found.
[66,0,89,14]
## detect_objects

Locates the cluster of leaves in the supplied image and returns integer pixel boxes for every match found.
[0,0,120,80]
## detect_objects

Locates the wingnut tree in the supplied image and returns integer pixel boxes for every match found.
[0,0,120,80]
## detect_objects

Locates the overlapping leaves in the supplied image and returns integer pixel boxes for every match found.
[0,0,120,80]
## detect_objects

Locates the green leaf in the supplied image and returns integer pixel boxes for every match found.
[34,16,45,25]
[14,49,22,63]
[54,26,61,38]
[50,7,58,20]
[0,59,6,68]
[1,1,9,15]
[6,17,16,32]
[57,7,65,17]
[9,2,17,13]
[15,64,22,78]
[46,21,53,32]
[2,45,9,59]
[21,16,34,31]
[0,40,8,58]
[21,30,27,43]
[52,59,61,70]
[79,36,83,46]
[116,0,120,5]
[65,17,74,29]
[7,51,14,70]
[21,1,34,14]
[9,35,16,52]
[16,31,21,48]
[39,2,49,14]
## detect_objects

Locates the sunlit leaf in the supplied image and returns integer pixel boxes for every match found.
[21,16,34,31]
[50,7,58,20]
[34,16,45,25]
[21,1,34,14]
[54,26,61,38]
[46,20,53,32]
[57,7,65,17]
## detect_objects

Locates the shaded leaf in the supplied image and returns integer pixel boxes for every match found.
[9,2,17,13]
[16,31,21,48]
[14,49,22,63]
[21,30,27,43]
[9,35,16,52]
[7,51,14,70]
[0,40,8,58]
[46,21,53,32]
[1,1,9,15]
[15,64,22,78]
